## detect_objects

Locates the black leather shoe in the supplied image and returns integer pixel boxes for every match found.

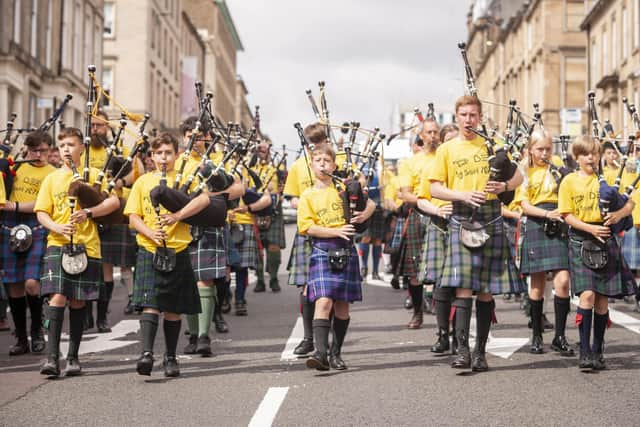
[329,353,347,370]
[430,329,450,353]
[9,339,30,356]
[184,335,198,354]
[31,329,46,353]
[235,301,248,316]
[269,279,281,292]
[293,338,314,356]
[64,357,82,377]
[254,281,266,293]
[40,355,60,377]
[471,350,489,372]
[451,341,471,369]
[97,321,112,334]
[551,335,575,357]
[390,277,400,289]
[221,295,231,314]
[123,298,134,315]
[306,351,330,371]
[136,352,154,376]
[163,355,180,377]
[451,332,459,355]
[404,296,413,310]
[213,312,229,333]
[360,268,368,279]
[578,352,594,370]
[592,353,606,370]
[196,335,212,356]
[530,335,544,354]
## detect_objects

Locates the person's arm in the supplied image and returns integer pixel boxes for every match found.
[2,200,36,213]
[351,198,376,224]
[248,191,273,212]
[159,193,211,227]
[129,213,165,246]
[417,198,452,218]
[36,211,74,238]
[69,194,120,224]
[563,213,610,241]
[521,199,564,221]
[485,169,524,194]
[604,198,635,227]
[306,224,355,241]
[501,205,521,220]
[430,181,486,207]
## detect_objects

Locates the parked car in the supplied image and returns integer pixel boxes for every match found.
[282,198,297,224]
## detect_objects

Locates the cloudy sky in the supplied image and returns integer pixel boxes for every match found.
[226,1,471,151]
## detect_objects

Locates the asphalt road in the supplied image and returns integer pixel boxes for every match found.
[1,224,640,426]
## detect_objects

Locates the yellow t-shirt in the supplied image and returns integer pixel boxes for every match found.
[298,184,346,234]
[516,156,564,206]
[429,135,500,201]
[417,151,450,208]
[619,169,640,224]
[558,172,602,223]
[34,167,105,258]
[283,155,314,198]
[253,161,279,192]
[603,166,619,186]
[123,170,195,254]
[80,144,132,174]
[398,151,428,192]
[10,163,56,202]
[0,175,5,205]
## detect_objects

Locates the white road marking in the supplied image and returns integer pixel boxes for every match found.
[571,297,640,335]
[280,317,304,361]
[248,387,289,427]
[470,317,529,359]
[58,319,139,356]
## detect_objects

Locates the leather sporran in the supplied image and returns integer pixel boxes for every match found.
[327,248,350,272]
[61,244,88,275]
[153,247,176,273]
[230,224,244,245]
[459,220,490,249]
[9,224,33,253]
[256,215,272,231]
[543,218,560,238]
[190,225,205,242]
[580,239,608,270]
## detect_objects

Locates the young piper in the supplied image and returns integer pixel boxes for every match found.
[517,131,573,356]
[35,127,120,377]
[124,133,209,377]
[558,136,637,370]
[299,144,375,371]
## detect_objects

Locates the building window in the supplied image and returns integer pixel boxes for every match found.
[104,3,115,37]
[623,7,629,59]
[591,39,598,84]
[102,67,113,105]
[46,0,52,67]
[602,30,608,76]
[30,0,38,57]
[565,57,586,107]
[611,17,617,70]
[14,0,22,43]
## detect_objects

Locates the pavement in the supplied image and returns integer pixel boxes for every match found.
[1,225,640,426]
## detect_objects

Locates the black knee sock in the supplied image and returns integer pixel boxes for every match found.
[592,311,609,354]
[433,288,453,332]
[554,296,571,337]
[576,307,593,355]
[163,318,182,358]
[409,284,424,314]
[46,305,65,359]
[235,268,248,301]
[140,313,159,354]
[331,317,350,355]
[475,300,493,353]
[301,293,314,341]
[8,297,28,341]
[453,298,472,346]
[312,318,331,356]
[26,294,43,334]
[530,298,544,337]
[67,307,85,358]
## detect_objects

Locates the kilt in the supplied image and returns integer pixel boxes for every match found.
[387,216,405,253]
[132,248,201,314]
[568,230,637,298]
[231,223,258,269]
[396,210,425,278]
[361,206,386,240]
[519,206,569,274]
[307,238,362,303]
[40,246,103,301]
[418,215,448,285]
[287,231,312,286]
[189,226,226,281]
[99,224,137,267]
[258,211,286,249]
[440,201,526,295]
[503,217,518,257]
[224,224,241,268]
[622,226,640,270]
[1,213,47,283]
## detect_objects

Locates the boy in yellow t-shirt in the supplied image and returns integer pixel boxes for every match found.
[35,127,120,378]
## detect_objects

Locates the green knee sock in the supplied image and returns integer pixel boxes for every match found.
[267,250,281,280]
[186,314,199,337]
[197,286,216,338]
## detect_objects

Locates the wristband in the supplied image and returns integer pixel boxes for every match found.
[504,182,509,192]
[247,204,253,214]
[14,201,19,212]
[84,208,93,219]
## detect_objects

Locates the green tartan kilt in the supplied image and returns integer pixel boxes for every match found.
[287,231,312,286]
[258,211,286,249]
[519,215,569,274]
[395,209,425,278]
[418,215,448,285]
[440,201,526,295]
[99,224,137,267]
[40,246,103,301]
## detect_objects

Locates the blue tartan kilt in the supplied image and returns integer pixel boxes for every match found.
[418,216,448,285]
[99,224,137,267]
[189,226,226,281]
[621,226,640,270]
[568,230,637,298]
[40,246,103,301]
[388,216,405,252]
[224,224,241,268]
[287,231,312,286]
[519,207,569,274]
[1,213,47,283]
[440,201,526,295]
[307,238,362,303]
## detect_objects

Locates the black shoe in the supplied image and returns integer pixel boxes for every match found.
[402,276,409,290]
[503,294,512,301]
[293,338,314,356]
[306,351,330,371]
[163,355,180,377]
[235,301,248,316]
[390,277,400,290]
[371,272,382,281]
[213,312,229,333]
[404,296,413,310]
[550,335,575,357]
[329,353,347,370]
[514,293,523,303]
[592,353,606,370]
[254,281,266,293]
[123,298,134,315]
[451,337,471,369]
[360,267,368,279]
[196,335,212,356]
[269,279,281,292]
[530,335,544,354]
[31,329,46,353]
[183,335,198,354]
[221,295,231,314]
[471,350,489,372]
[97,321,112,334]
[9,338,30,356]
[451,332,459,355]
[64,357,82,377]
[578,352,594,370]
[40,355,60,377]
[136,352,154,376]
[542,314,554,331]
[430,329,450,354]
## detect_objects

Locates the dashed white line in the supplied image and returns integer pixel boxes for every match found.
[248,387,289,427]
[280,317,304,361]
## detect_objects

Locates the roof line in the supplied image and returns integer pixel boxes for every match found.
[215,0,244,51]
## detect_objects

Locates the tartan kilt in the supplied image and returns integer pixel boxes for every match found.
[440,201,526,295]
[519,215,569,274]
[132,248,201,314]
[224,224,241,268]
[361,206,386,240]
[396,210,425,278]
[418,216,448,285]
[99,224,137,267]
[258,212,286,249]
[231,223,258,269]
[307,238,362,303]
[40,246,103,301]
[621,226,640,270]
[387,216,405,253]
[1,213,47,283]
[568,230,637,298]
[189,226,226,281]
[287,231,312,286]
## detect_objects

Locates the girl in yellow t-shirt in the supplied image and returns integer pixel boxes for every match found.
[299,144,374,371]
[518,131,572,356]
[558,136,636,371]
